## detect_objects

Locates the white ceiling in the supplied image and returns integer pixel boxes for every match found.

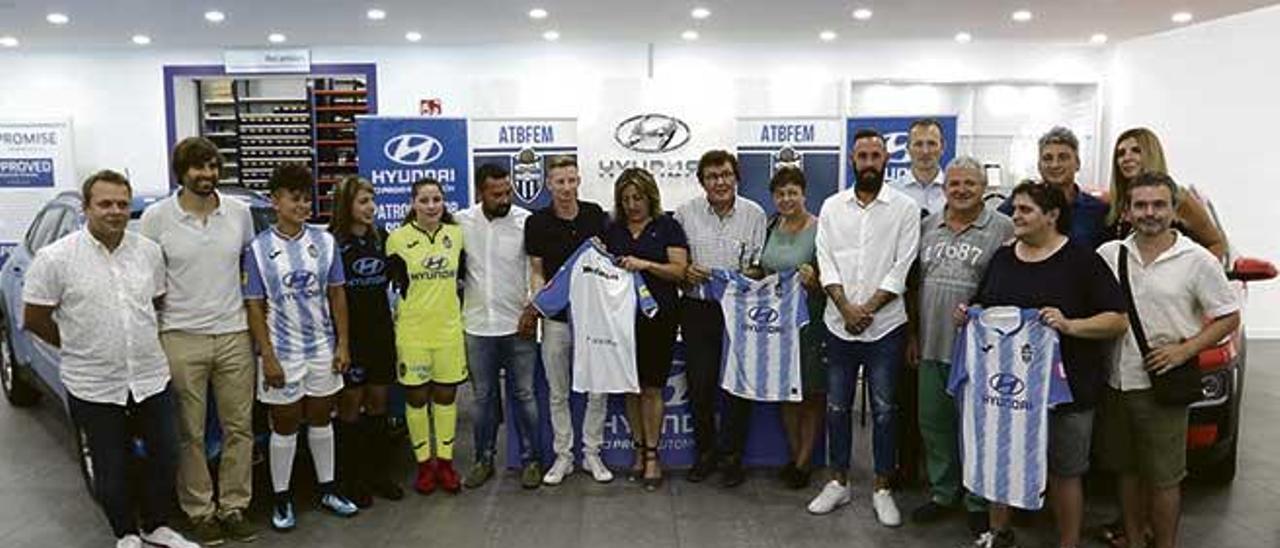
[1,0,1277,49]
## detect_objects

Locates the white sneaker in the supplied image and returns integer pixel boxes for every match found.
[806,480,851,515]
[116,535,143,548]
[872,488,902,527]
[139,526,199,548]
[582,454,614,483]
[542,456,575,485]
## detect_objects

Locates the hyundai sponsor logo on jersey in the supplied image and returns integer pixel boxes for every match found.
[357,117,469,228]
[737,118,843,215]
[471,118,578,211]
[845,115,957,189]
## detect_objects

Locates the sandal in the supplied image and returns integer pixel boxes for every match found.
[627,438,645,482]
[642,444,663,491]
[1097,518,1153,548]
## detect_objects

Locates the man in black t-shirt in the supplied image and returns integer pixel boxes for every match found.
[523,156,613,486]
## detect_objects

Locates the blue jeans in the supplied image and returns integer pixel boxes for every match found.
[68,384,179,539]
[465,334,540,465]
[825,325,905,477]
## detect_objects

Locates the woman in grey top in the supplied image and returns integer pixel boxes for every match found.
[755,167,826,489]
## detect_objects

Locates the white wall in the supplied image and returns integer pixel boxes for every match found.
[1106,5,1280,338]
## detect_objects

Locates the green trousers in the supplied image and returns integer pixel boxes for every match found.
[919,360,987,511]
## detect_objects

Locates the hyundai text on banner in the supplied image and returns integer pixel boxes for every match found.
[470,118,578,211]
[737,117,843,216]
[356,116,470,228]
[845,115,958,189]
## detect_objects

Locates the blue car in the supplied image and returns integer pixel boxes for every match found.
[0,187,275,494]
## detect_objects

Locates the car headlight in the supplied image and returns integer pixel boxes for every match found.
[1201,370,1229,401]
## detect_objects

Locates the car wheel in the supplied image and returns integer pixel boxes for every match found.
[74,421,98,499]
[0,312,40,407]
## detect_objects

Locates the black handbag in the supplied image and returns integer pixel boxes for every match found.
[1118,246,1204,406]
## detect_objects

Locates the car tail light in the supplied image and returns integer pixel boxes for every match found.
[1187,424,1218,449]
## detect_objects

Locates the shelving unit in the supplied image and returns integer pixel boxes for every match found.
[188,70,374,221]
[311,77,369,221]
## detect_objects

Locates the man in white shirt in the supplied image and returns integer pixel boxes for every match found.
[808,129,920,526]
[890,118,947,216]
[138,137,258,544]
[23,171,197,548]
[1097,172,1239,548]
[457,163,543,490]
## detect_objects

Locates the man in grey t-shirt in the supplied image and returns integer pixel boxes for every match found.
[907,156,1013,536]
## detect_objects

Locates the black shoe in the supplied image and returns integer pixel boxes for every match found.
[687,456,717,483]
[786,465,812,490]
[967,510,991,537]
[911,500,952,523]
[719,458,745,488]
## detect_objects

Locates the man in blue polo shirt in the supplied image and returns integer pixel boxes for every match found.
[1000,126,1109,250]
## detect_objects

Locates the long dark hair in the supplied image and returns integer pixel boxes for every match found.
[329,176,379,241]
[403,178,455,227]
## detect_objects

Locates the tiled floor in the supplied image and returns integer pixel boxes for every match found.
[3,343,1278,547]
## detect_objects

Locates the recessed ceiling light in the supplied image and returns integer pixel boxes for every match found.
[681,29,700,41]
[268,33,287,44]
[131,34,151,45]
[366,8,387,20]
[0,36,19,48]
[852,8,873,20]
[1090,33,1108,44]
[46,13,70,25]
[955,32,973,43]
[819,30,837,41]
[528,8,548,19]
[204,10,225,23]
[405,31,422,42]
[1172,11,1193,24]
[691,7,711,19]
[542,30,560,41]
[1012,10,1033,22]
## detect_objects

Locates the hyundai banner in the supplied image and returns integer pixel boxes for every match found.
[470,118,578,211]
[356,117,469,228]
[845,115,957,189]
[737,117,843,215]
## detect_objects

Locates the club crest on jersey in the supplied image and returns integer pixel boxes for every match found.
[307,243,318,258]
[442,235,453,249]
[1020,343,1033,364]
[511,148,545,203]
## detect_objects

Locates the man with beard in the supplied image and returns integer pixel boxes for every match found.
[808,129,920,526]
[457,163,543,490]
[1001,126,1110,250]
[1096,172,1239,548]
[139,137,259,544]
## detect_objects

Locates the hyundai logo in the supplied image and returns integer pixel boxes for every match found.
[424,256,447,270]
[884,131,911,165]
[614,114,692,153]
[748,306,780,324]
[351,257,385,277]
[988,373,1026,396]
[384,133,445,166]
[282,270,317,289]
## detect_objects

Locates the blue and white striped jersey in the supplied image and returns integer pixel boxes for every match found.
[243,226,346,366]
[703,269,809,402]
[534,239,657,394]
[948,306,1071,510]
